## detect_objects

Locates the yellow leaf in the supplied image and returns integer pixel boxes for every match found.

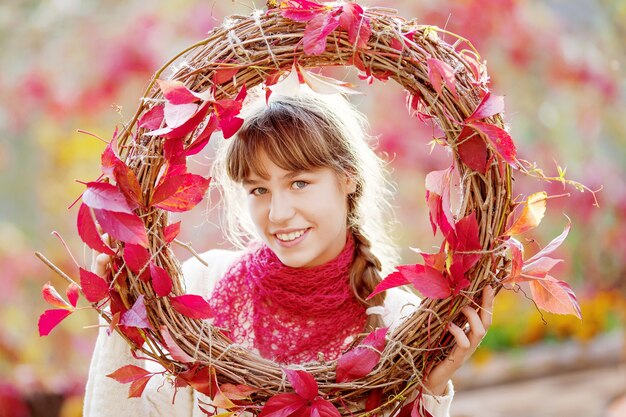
[505,191,547,236]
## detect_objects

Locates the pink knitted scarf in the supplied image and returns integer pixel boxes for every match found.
[210,233,367,364]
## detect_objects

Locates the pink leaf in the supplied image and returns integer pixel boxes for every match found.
[66,283,79,308]
[338,3,371,48]
[398,264,451,299]
[38,309,72,336]
[336,328,387,382]
[160,326,194,363]
[367,270,409,300]
[93,208,148,247]
[279,0,328,22]
[77,203,115,256]
[120,295,152,329]
[449,212,481,252]
[113,161,144,208]
[163,222,181,243]
[425,166,454,236]
[153,174,211,213]
[525,220,571,264]
[138,104,165,130]
[79,268,110,303]
[310,398,341,417]
[529,276,582,318]
[150,261,173,297]
[170,294,213,320]
[128,375,153,398]
[162,102,211,140]
[42,282,71,309]
[504,238,524,283]
[467,122,517,166]
[522,257,564,280]
[465,92,505,122]
[83,182,137,213]
[214,66,240,85]
[285,369,318,401]
[185,114,218,156]
[106,364,152,384]
[157,79,199,105]
[457,127,488,174]
[303,10,341,55]
[259,393,307,417]
[426,58,458,99]
[123,243,151,278]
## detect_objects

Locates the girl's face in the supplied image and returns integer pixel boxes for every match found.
[243,152,356,268]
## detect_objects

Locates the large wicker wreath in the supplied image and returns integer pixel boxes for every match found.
[37,1,584,416]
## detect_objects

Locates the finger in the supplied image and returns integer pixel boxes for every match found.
[480,285,495,329]
[448,322,470,350]
[461,306,486,346]
[94,253,111,278]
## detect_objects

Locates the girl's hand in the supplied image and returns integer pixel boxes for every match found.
[90,232,112,279]
[423,285,495,396]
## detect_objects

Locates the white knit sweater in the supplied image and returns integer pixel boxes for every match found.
[83,249,454,417]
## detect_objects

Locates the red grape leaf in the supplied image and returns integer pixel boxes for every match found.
[138,104,165,130]
[123,243,151,281]
[113,161,144,208]
[367,270,409,300]
[457,127,488,174]
[259,393,307,417]
[128,375,152,398]
[525,220,571,264]
[336,327,387,382]
[467,122,517,166]
[157,79,199,105]
[163,221,181,244]
[120,295,152,329]
[220,383,259,400]
[79,268,110,303]
[170,294,213,320]
[38,309,72,336]
[106,364,152,383]
[185,113,218,156]
[83,182,137,213]
[279,0,328,22]
[425,166,454,237]
[153,174,211,213]
[426,58,458,99]
[66,283,79,308]
[465,92,505,123]
[285,369,318,401]
[338,3,371,48]
[448,212,481,252]
[160,326,194,363]
[42,282,72,309]
[77,203,115,256]
[303,9,341,55]
[365,388,383,412]
[162,102,211,140]
[176,365,219,398]
[398,264,451,300]
[93,208,148,247]
[521,257,564,280]
[311,398,341,417]
[150,261,173,297]
[504,192,548,236]
[529,276,582,318]
[504,238,524,283]
[214,64,240,85]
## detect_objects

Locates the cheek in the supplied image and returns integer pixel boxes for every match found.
[247,199,267,228]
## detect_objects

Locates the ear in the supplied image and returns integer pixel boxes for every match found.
[344,175,357,195]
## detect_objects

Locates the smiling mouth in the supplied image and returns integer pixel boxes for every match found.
[275,228,309,242]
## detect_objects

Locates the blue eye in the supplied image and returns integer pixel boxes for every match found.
[251,187,268,196]
[292,180,308,190]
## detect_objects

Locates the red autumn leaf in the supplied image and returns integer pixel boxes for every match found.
[522,257,564,280]
[163,102,212,140]
[163,221,181,243]
[66,283,79,308]
[338,3,371,48]
[311,398,341,417]
[138,104,165,130]
[285,369,318,401]
[365,388,383,412]
[150,261,173,297]
[153,174,211,213]
[416,243,446,272]
[396,264,451,300]
[367,270,409,300]
[185,114,219,156]
[177,365,219,398]
[279,0,328,22]
[83,182,137,213]
[170,294,213,320]
[303,9,341,55]
[42,282,72,309]
[336,327,387,382]
[106,364,152,384]
[529,276,582,318]
[449,212,481,252]
[504,238,524,283]
[163,137,186,166]
[79,268,110,303]
[113,162,144,208]
[465,92,505,123]
[120,295,152,329]
[504,192,548,236]
[259,393,307,417]
[157,79,199,105]
[426,58,458,99]
[77,203,115,256]
[160,326,195,363]
[467,121,517,166]
[123,243,151,281]
[146,102,199,138]
[212,389,237,410]
[128,375,153,398]
[38,309,72,336]
[101,138,119,180]
[220,384,259,400]
[457,127,488,174]
[446,260,472,296]
[93,208,148,247]
[107,311,121,336]
[214,65,240,85]
[425,166,454,237]
[525,220,571,265]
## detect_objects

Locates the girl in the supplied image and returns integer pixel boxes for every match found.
[83,88,494,417]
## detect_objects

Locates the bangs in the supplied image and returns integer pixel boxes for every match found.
[226,100,343,181]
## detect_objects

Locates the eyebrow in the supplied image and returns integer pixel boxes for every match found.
[242,170,306,185]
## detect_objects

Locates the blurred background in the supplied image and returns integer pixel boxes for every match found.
[0,0,624,416]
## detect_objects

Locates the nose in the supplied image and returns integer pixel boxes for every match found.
[268,191,296,224]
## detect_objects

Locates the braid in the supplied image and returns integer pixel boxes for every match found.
[349,228,386,333]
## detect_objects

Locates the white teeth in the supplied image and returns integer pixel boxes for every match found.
[276,229,306,242]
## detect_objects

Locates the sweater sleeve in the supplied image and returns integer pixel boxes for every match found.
[382,289,454,417]
[82,249,243,417]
